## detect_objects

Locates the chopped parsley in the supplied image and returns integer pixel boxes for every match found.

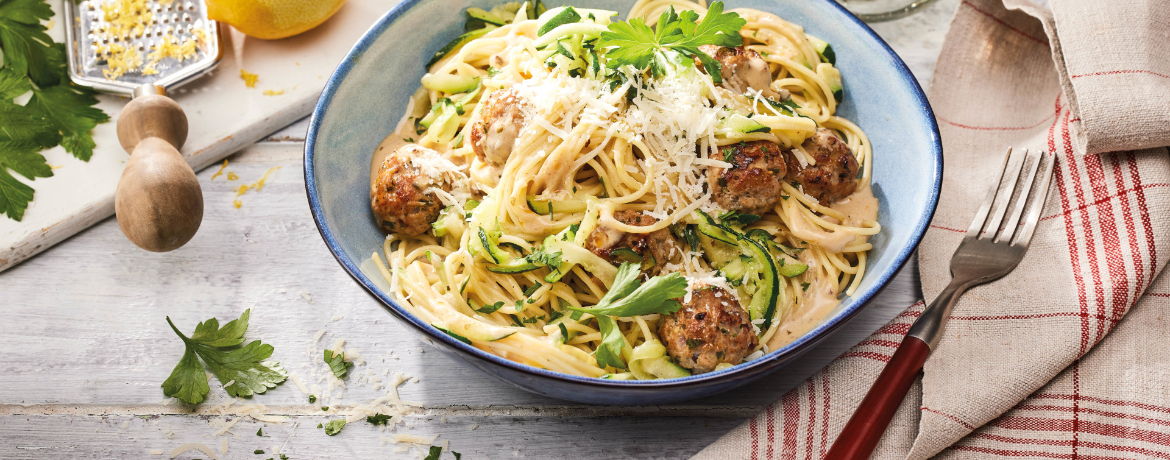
[308,395,317,403]
[323,349,353,379]
[366,413,391,425]
[801,282,810,291]
[323,419,345,436]
[254,450,265,454]
[473,300,505,314]
[522,282,544,297]
[161,309,287,405]
[722,147,736,163]
[256,428,263,436]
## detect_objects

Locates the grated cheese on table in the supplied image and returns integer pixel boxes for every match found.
[170,443,217,459]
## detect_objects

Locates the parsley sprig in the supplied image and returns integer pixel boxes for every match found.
[161,309,287,405]
[598,2,745,82]
[0,0,110,221]
[568,262,688,369]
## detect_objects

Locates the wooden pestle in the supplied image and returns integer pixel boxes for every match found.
[113,85,203,252]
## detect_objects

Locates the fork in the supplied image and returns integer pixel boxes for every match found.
[823,147,1056,460]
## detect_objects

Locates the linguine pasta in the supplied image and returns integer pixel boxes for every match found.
[369,0,880,379]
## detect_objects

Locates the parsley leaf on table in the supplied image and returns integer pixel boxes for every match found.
[0,0,110,221]
[366,413,391,425]
[598,2,745,81]
[161,309,288,405]
[568,263,689,369]
[323,419,346,436]
[323,348,353,379]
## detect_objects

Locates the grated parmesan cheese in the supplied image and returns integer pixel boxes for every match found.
[170,443,217,459]
[392,433,440,445]
[288,372,310,395]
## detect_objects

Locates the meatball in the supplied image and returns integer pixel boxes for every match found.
[585,210,681,275]
[785,128,860,203]
[469,87,531,167]
[659,286,757,374]
[370,144,451,236]
[697,45,787,100]
[709,140,787,215]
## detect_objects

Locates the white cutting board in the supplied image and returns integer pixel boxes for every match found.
[0,0,398,272]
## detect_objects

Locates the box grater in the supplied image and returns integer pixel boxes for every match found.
[63,0,223,94]
[62,0,225,253]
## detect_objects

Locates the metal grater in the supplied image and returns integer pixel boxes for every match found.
[63,0,223,95]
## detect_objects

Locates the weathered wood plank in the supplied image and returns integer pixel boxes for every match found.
[0,414,744,459]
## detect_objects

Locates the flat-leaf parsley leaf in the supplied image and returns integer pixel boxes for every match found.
[568,262,688,369]
[161,309,288,405]
[0,1,110,221]
[598,2,745,81]
[323,419,345,436]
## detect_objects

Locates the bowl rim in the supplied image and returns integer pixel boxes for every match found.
[304,0,942,390]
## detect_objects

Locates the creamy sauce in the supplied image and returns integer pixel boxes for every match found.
[785,184,878,252]
[766,185,880,350]
[767,278,840,350]
[830,184,880,225]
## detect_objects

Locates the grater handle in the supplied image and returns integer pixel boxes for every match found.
[114,85,204,252]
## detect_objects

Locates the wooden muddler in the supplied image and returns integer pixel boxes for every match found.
[113,84,203,252]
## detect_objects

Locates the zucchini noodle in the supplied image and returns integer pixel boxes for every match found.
[369,0,881,379]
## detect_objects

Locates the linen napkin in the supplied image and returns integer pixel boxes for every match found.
[693,0,1170,458]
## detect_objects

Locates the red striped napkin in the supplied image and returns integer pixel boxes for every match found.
[693,0,1170,458]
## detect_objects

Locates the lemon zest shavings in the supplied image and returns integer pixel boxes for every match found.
[232,167,281,208]
[262,89,284,96]
[240,69,259,88]
[227,172,239,181]
[210,160,229,180]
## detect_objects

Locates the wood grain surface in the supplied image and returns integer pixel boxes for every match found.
[0,1,958,458]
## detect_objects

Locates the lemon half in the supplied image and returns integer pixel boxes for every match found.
[207,0,347,40]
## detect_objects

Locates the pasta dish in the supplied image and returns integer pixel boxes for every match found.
[368,0,879,379]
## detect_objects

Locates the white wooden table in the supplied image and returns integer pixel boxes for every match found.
[0,2,957,458]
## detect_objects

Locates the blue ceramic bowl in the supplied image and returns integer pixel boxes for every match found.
[305,0,941,404]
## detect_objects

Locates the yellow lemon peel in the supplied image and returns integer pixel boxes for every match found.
[232,167,281,208]
[210,159,229,180]
[240,69,259,88]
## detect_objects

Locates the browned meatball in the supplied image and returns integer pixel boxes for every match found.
[370,144,450,236]
[659,286,757,374]
[709,140,787,216]
[585,210,681,275]
[469,87,531,167]
[785,128,860,203]
[697,45,786,100]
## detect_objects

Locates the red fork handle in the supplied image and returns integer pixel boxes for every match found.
[823,335,932,460]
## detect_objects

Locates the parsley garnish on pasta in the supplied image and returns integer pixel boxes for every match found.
[598,2,745,81]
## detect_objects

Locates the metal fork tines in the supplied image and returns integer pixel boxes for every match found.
[908,146,1056,349]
